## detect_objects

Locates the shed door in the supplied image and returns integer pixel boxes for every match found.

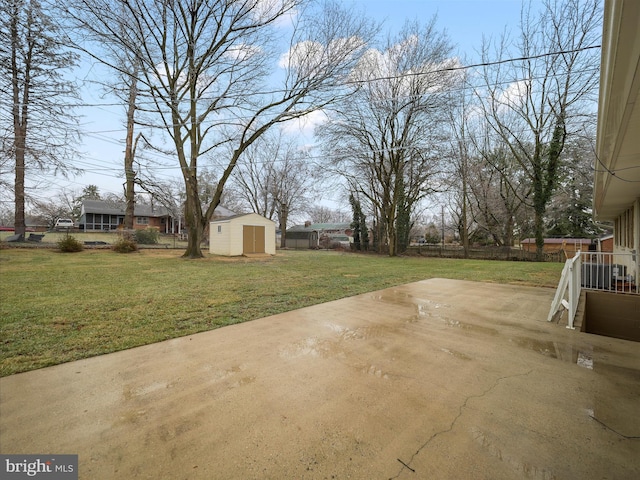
[243,225,265,254]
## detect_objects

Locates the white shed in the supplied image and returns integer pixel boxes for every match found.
[210,213,276,256]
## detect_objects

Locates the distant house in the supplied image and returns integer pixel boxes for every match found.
[210,213,276,256]
[24,216,49,233]
[79,199,235,235]
[285,222,352,249]
[78,199,175,233]
[594,234,614,253]
[520,238,594,257]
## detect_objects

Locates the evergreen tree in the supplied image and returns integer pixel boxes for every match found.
[349,194,369,251]
[396,181,412,254]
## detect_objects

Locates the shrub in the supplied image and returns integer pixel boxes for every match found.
[134,227,159,244]
[112,231,138,253]
[57,234,83,253]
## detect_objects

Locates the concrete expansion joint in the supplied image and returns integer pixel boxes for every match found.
[588,414,640,440]
[389,369,534,479]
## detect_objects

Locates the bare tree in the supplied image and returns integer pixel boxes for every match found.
[318,18,456,256]
[1,0,80,236]
[121,62,141,230]
[445,81,476,257]
[467,146,532,246]
[68,0,375,257]
[306,205,349,224]
[70,0,146,230]
[230,132,316,246]
[31,189,78,229]
[476,0,601,259]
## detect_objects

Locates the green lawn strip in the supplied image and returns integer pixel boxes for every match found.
[0,249,562,376]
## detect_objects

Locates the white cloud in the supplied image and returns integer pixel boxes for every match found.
[280,109,328,137]
[350,47,463,98]
[279,40,324,70]
[279,36,366,75]
[498,80,529,108]
[253,0,298,28]
[224,43,263,62]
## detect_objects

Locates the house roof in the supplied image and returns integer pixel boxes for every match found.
[520,238,593,245]
[81,199,235,218]
[81,199,171,217]
[287,222,352,232]
[213,205,237,218]
[594,0,640,219]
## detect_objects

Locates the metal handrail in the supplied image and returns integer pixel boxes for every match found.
[548,250,639,330]
[580,252,639,294]
[548,252,581,329]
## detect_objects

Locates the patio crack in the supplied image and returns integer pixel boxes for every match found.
[389,369,534,479]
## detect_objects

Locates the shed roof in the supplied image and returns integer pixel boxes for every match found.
[210,212,274,224]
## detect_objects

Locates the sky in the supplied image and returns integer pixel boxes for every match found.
[29,0,538,208]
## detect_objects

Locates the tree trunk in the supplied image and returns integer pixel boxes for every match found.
[11,9,26,238]
[461,172,469,258]
[124,165,135,230]
[386,217,397,257]
[279,205,288,249]
[182,175,205,259]
[13,133,26,237]
[504,215,514,248]
[184,221,205,258]
[534,209,545,262]
[123,68,139,230]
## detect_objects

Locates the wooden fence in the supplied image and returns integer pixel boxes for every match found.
[405,245,566,262]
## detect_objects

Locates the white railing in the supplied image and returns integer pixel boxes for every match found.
[548,252,582,329]
[579,251,639,294]
[548,251,639,329]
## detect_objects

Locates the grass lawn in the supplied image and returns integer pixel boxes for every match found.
[0,248,563,376]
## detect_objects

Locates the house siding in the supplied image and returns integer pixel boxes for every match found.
[210,214,276,256]
[210,221,232,256]
[79,200,173,233]
[613,198,640,282]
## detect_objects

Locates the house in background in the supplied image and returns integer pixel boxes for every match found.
[210,213,276,256]
[24,216,49,232]
[78,199,175,233]
[594,0,640,283]
[285,222,352,249]
[521,238,596,258]
[594,234,614,253]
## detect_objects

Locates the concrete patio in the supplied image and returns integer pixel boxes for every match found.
[1,279,639,479]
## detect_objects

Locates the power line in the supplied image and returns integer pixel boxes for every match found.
[6,44,599,133]
[344,45,601,85]
[3,44,606,196]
